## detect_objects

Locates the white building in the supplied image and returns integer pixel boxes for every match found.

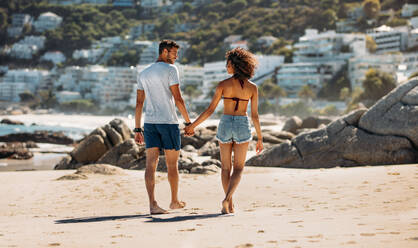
[276,62,345,97]
[72,48,105,63]
[56,91,82,103]
[348,53,403,89]
[396,52,418,83]
[141,0,171,8]
[113,0,135,7]
[257,36,278,48]
[401,4,418,17]
[202,61,229,94]
[139,41,159,65]
[130,23,155,39]
[48,0,108,4]
[293,29,367,63]
[33,12,63,33]
[0,69,49,101]
[177,64,204,86]
[408,28,418,49]
[7,14,32,38]
[367,25,409,54]
[252,55,285,84]
[41,51,66,64]
[9,36,46,59]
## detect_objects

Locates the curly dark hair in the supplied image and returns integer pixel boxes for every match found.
[226,47,258,88]
[159,40,180,54]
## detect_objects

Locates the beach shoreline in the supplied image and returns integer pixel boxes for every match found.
[1,164,417,247]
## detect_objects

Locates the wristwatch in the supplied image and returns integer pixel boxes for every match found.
[133,127,143,133]
[184,122,192,126]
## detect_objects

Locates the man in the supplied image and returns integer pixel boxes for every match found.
[134,40,193,215]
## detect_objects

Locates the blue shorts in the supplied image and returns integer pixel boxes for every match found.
[143,123,181,150]
[215,115,252,144]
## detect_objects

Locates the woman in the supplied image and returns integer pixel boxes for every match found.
[184,48,263,214]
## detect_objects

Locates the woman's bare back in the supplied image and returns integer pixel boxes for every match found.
[220,77,257,116]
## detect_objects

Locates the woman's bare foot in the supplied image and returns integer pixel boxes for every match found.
[221,199,230,214]
[169,201,186,209]
[229,198,235,213]
[150,202,168,215]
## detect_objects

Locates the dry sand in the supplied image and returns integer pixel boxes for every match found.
[1,164,417,248]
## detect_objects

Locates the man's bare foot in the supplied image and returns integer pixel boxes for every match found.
[221,199,230,214]
[150,202,168,215]
[169,201,186,209]
[229,198,235,213]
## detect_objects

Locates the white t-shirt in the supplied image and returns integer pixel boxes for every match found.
[137,62,180,124]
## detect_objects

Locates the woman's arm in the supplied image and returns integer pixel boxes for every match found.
[186,84,223,132]
[250,85,263,154]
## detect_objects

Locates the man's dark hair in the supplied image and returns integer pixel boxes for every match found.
[159,40,180,54]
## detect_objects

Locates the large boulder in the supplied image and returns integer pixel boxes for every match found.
[301,116,334,129]
[97,139,145,169]
[282,116,302,134]
[246,103,417,168]
[0,118,24,125]
[0,142,33,159]
[103,124,123,147]
[358,78,418,148]
[70,134,108,164]
[110,118,133,140]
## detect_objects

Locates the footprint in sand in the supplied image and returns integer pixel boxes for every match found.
[290,220,303,224]
[360,233,376,237]
[284,240,297,243]
[257,230,265,233]
[234,244,253,248]
[178,228,196,232]
[267,240,277,244]
[48,243,60,247]
[408,237,418,241]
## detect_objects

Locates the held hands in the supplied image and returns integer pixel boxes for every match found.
[184,124,195,136]
[256,139,264,154]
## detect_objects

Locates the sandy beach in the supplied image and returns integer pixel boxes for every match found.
[1,164,417,248]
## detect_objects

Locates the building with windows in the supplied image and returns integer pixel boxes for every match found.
[7,14,32,38]
[129,23,155,39]
[113,0,135,7]
[366,25,409,54]
[401,4,418,17]
[177,64,204,86]
[41,51,66,65]
[9,36,46,59]
[0,69,49,101]
[33,12,63,33]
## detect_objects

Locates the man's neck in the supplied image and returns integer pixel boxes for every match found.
[156,57,166,63]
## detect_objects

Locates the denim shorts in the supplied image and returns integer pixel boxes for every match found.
[215,115,252,144]
[143,123,181,150]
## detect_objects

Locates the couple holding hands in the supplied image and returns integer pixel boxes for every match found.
[134,40,263,215]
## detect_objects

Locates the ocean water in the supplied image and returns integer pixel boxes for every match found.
[0,123,90,140]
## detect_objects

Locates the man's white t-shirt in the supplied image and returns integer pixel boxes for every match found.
[137,62,180,124]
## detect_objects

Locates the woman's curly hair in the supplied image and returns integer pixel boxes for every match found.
[226,47,258,87]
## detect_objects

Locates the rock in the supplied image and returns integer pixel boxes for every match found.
[266,130,295,140]
[97,139,144,169]
[0,131,74,145]
[110,118,133,140]
[190,164,219,174]
[76,164,126,175]
[103,124,123,147]
[282,116,302,134]
[56,174,88,180]
[253,133,285,144]
[201,159,222,168]
[206,125,218,131]
[54,155,73,170]
[0,118,24,125]
[358,78,418,147]
[70,135,108,164]
[89,127,112,149]
[198,141,220,160]
[181,128,217,149]
[0,142,33,159]
[301,116,333,129]
[246,108,417,168]
[183,145,197,152]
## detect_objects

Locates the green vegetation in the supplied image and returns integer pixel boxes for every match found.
[318,64,351,100]
[59,99,98,113]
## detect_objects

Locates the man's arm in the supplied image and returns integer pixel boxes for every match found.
[135,89,145,144]
[169,84,191,124]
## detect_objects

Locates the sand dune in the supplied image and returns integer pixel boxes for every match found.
[1,164,417,247]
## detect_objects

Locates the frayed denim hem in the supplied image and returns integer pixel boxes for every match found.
[215,136,252,144]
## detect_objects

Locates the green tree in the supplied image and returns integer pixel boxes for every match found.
[259,79,286,105]
[409,71,418,79]
[339,87,350,102]
[298,85,315,100]
[0,8,7,31]
[360,68,396,103]
[38,90,58,109]
[19,91,35,102]
[366,35,377,53]
[362,0,381,19]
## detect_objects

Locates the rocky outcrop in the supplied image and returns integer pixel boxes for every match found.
[0,131,74,145]
[282,116,302,134]
[246,78,418,168]
[0,118,24,125]
[0,142,35,159]
[56,164,126,180]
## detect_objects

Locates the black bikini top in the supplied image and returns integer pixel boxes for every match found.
[223,97,249,111]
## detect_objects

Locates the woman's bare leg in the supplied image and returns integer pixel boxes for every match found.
[219,143,233,213]
[222,142,249,214]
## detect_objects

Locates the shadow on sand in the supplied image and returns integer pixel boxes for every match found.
[146,213,230,223]
[55,214,149,224]
[55,213,230,224]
